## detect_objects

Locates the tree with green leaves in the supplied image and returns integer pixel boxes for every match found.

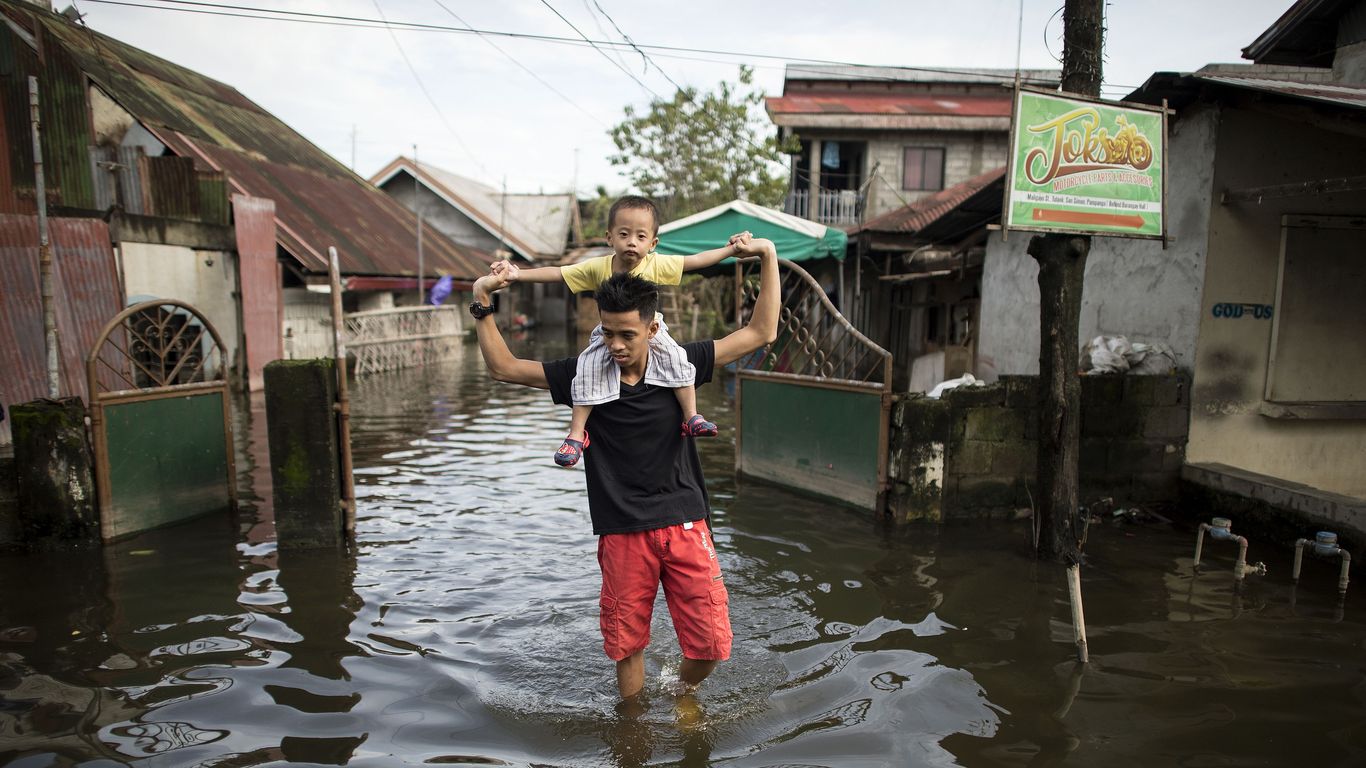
[608,66,791,222]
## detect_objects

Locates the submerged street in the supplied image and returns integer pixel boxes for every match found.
[2,337,1365,766]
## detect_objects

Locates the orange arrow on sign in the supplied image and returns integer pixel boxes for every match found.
[1032,208,1146,229]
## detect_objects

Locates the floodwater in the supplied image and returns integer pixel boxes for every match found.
[2,336,1366,767]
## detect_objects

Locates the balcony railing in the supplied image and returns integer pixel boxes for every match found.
[785,189,863,226]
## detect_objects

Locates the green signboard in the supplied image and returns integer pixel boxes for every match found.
[1006,88,1166,239]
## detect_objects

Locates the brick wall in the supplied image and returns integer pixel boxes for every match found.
[886,374,1189,521]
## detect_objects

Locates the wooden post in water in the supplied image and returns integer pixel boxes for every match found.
[328,247,356,535]
[29,76,59,398]
[1067,563,1089,663]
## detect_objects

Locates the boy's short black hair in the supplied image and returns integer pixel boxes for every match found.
[595,272,659,322]
[607,195,660,235]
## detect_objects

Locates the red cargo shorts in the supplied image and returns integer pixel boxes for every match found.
[596,518,732,662]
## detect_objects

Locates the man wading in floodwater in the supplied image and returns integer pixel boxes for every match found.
[468,235,779,703]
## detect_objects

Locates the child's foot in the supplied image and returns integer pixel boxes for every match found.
[555,431,590,467]
[681,414,718,438]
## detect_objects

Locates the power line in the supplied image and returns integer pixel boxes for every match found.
[430,0,605,127]
[368,0,485,175]
[537,0,662,99]
[78,0,1079,89]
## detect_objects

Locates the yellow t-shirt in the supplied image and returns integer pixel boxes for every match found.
[560,251,683,294]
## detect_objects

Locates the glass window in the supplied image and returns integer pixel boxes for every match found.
[903,147,945,191]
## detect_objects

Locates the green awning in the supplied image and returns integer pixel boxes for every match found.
[656,200,847,265]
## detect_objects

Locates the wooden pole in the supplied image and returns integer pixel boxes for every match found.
[328,247,356,535]
[1067,563,1089,663]
[29,76,59,398]
[1029,0,1103,563]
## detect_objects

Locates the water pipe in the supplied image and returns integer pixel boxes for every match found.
[1292,531,1352,594]
[1193,517,1267,582]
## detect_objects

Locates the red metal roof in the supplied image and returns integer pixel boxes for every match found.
[857,167,1006,235]
[0,213,123,405]
[766,93,1012,117]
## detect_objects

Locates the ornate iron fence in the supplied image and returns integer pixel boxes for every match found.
[736,258,891,389]
[733,258,893,513]
[345,305,464,376]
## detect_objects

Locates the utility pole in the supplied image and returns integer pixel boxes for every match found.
[1029,0,1103,563]
[413,144,423,305]
[29,76,60,398]
[350,124,356,172]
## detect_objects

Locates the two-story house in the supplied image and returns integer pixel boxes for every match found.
[765,65,1060,227]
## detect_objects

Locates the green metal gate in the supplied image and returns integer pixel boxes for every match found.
[734,260,893,512]
[87,300,236,541]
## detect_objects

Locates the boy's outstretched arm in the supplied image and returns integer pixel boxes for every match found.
[472,273,549,389]
[680,231,751,272]
[491,259,564,284]
[714,238,779,367]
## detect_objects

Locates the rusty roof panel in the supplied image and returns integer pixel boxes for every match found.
[766,93,1013,118]
[1,9,99,212]
[5,2,489,277]
[0,213,123,405]
[856,167,1006,235]
[1197,74,1366,110]
[171,135,491,278]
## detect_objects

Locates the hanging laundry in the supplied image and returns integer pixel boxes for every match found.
[821,141,841,169]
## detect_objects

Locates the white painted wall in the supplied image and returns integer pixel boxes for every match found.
[1185,106,1366,498]
[120,243,241,373]
[976,104,1218,380]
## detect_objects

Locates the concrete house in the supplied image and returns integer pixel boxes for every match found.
[371,157,577,327]
[0,0,491,396]
[764,64,1059,226]
[964,0,1366,529]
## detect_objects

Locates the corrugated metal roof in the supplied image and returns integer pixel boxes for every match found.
[1,7,101,212]
[167,135,489,278]
[1195,74,1366,110]
[783,64,1061,86]
[856,167,1006,235]
[766,93,1013,118]
[0,213,124,405]
[372,157,575,261]
[4,1,491,278]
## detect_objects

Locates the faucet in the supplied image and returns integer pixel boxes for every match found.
[1193,517,1267,582]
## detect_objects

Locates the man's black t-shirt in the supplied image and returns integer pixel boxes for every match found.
[543,340,714,535]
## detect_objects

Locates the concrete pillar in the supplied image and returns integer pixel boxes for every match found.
[11,397,98,545]
[264,359,343,549]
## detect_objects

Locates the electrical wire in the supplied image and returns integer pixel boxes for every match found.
[368,0,485,175]
[537,0,662,99]
[429,0,606,127]
[78,0,1080,88]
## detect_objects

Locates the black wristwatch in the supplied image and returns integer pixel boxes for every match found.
[468,300,496,320]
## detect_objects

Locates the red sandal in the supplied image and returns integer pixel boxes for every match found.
[554,431,590,467]
[681,414,718,437]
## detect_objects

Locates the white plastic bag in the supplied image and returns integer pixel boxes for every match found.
[927,373,983,399]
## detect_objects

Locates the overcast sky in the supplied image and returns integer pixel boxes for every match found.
[73,0,1294,197]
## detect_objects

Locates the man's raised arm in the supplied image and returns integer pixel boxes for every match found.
[714,238,780,367]
[471,274,550,389]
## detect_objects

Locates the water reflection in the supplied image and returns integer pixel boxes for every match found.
[3,337,1366,766]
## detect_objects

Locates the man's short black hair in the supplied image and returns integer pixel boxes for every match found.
[595,272,659,321]
[607,195,660,235]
